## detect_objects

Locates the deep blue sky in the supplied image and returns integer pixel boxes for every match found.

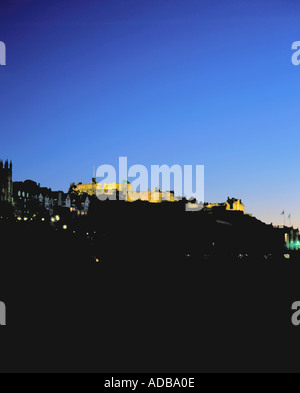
[1,0,300,226]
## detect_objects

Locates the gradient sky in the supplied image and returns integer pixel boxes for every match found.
[1,0,300,226]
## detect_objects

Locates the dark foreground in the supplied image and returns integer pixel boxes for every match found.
[0,205,299,373]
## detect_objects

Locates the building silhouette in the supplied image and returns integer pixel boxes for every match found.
[0,160,13,204]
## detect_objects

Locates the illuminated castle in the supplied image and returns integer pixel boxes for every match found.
[70,179,176,203]
[70,180,246,213]
[0,160,13,204]
[205,197,245,213]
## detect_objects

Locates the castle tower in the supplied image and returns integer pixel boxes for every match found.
[0,160,13,204]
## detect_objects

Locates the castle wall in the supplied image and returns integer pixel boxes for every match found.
[72,180,176,203]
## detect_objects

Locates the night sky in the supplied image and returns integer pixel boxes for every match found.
[1,0,300,226]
